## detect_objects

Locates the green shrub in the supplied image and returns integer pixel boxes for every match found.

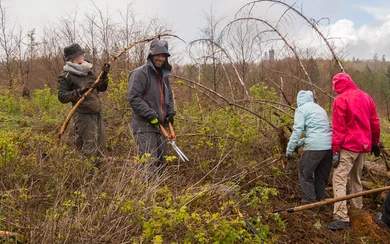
[0,131,19,167]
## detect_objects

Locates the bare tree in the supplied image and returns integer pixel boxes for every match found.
[225,19,262,88]
[0,0,19,90]
[116,3,137,70]
[58,10,79,45]
[91,2,115,61]
[82,12,99,72]
[16,28,37,96]
[38,25,64,85]
[198,6,225,92]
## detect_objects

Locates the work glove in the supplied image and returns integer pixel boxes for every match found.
[286,153,294,161]
[150,118,161,130]
[165,113,174,125]
[371,144,381,157]
[332,152,340,168]
[75,86,90,97]
[101,63,110,77]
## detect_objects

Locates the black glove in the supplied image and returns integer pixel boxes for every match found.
[101,63,110,77]
[286,153,294,161]
[294,146,299,154]
[165,113,174,125]
[76,86,89,97]
[332,152,340,168]
[371,144,381,157]
[150,118,161,130]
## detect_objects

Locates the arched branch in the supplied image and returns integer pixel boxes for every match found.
[170,74,278,129]
[57,33,184,143]
[189,38,250,100]
[273,71,334,99]
[237,0,345,72]
[224,17,315,90]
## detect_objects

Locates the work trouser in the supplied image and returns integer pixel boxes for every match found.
[299,150,332,203]
[133,132,167,176]
[73,112,105,158]
[383,192,390,226]
[332,149,365,222]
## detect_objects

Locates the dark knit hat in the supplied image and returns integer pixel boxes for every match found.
[64,43,85,61]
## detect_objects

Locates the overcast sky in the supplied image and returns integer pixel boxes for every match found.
[5,0,390,60]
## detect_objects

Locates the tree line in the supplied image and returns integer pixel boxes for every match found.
[0,0,389,118]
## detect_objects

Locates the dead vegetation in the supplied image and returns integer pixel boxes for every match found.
[1,0,390,243]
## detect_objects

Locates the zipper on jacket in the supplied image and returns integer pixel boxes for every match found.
[157,75,165,122]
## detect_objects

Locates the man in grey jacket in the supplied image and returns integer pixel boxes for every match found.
[127,38,175,176]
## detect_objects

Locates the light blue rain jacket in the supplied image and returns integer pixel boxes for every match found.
[286,90,332,155]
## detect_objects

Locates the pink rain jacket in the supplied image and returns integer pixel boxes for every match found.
[331,73,380,153]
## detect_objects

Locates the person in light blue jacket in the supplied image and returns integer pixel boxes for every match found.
[286,90,332,204]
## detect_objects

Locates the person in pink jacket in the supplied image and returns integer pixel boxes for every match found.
[326,73,381,230]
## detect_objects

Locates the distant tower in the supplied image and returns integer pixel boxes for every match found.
[269,49,275,61]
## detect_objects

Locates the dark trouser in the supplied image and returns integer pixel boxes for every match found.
[383,192,390,225]
[299,150,332,203]
[73,112,105,159]
[133,132,167,175]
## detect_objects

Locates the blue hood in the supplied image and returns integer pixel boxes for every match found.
[297,90,313,107]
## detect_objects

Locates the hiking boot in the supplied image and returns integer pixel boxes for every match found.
[326,219,350,231]
[374,212,390,233]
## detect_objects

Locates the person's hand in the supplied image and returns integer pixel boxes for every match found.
[371,144,381,157]
[165,113,174,125]
[76,86,89,97]
[332,152,340,168]
[286,153,294,161]
[150,118,161,130]
[294,146,299,154]
[101,63,110,77]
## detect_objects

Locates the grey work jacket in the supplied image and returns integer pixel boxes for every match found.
[127,59,175,133]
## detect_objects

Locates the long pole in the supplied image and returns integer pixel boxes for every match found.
[275,185,390,213]
[56,34,182,144]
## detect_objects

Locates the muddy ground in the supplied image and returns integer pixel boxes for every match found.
[268,161,390,243]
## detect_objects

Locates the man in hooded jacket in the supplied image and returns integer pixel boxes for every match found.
[127,38,175,175]
[327,73,380,231]
[286,90,333,205]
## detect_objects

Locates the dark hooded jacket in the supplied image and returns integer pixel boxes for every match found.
[331,73,380,153]
[58,71,108,114]
[127,39,175,133]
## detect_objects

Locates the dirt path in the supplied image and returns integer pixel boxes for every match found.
[274,192,390,243]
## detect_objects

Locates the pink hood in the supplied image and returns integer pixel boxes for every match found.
[332,73,358,94]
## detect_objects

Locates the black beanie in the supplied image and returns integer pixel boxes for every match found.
[64,43,85,61]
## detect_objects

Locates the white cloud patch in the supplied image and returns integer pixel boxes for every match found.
[358,6,390,21]
[314,5,390,59]
[294,14,390,60]
[329,11,390,59]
